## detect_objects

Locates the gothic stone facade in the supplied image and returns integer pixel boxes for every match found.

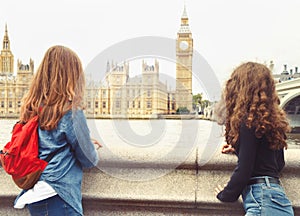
[85,6,193,118]
[85,60,176,118]
[0,24,34,117]
[1,6,193,118]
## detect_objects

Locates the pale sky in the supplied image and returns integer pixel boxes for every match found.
[1,0,300,97]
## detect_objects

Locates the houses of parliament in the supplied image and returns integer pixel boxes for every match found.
[0,6,193,118]
[0,24,34,117]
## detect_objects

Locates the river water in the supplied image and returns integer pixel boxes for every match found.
[1,119,299,151]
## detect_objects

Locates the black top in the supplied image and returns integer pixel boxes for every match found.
[217,123,285,202]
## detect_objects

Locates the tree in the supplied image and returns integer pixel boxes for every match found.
[176,107,190,114]
[193,93,202,111]
[193,93,203,113]
[193,93,202,106]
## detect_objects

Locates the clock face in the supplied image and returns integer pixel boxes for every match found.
[179,40,189,50]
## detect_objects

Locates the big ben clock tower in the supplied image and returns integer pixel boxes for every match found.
[176,5,193,112]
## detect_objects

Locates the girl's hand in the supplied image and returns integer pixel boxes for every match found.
[91,138,102,150]
[214,184,226,196]
[221,143,235,154]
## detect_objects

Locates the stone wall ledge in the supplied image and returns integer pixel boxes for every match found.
[91,147,300,171]
[0,168,245,215]
[0,149,299,215]
[199,148,300,171]
[95,148,300,171]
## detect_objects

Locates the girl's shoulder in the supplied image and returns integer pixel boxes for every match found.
[58,109,85,127]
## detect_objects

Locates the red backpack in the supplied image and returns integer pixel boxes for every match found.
[0,116,48,190]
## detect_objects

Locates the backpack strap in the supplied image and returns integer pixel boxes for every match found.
[44,145,69,163]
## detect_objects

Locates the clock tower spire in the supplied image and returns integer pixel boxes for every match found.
[176,5,193,112]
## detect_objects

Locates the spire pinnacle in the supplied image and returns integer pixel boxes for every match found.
[182,4,188,19]
[4,23,9,38]
[3,23,10,50]
[178,4,191,34]
[4,23,9,39]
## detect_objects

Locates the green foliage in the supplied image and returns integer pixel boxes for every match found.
[176,107,190,114]
[193,93,202,105]
[193,93,212,114]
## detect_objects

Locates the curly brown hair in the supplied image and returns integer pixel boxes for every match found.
[20,45,85,130]
[219,62,290,150]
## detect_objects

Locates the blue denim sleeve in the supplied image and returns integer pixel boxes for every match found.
[63,110,99,168]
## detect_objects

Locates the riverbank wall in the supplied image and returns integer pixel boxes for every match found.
[0,147,299,215]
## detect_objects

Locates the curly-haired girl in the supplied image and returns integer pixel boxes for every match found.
[215,62,294,215]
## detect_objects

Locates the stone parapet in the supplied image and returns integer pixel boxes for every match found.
[0,149,299,215]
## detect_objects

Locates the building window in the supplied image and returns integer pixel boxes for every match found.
[9,101,12,108]
[147,101,151,109]
[102,90,106,98]
[132,101,135,108]
[95,101,99,108]
[147,90,151,97]
[18,101,21,108]
[127,101,130,108]
[1,101,4,108]
[18,91,23,97]
[102,101,106,108]
[87,101,91,109]
[115,100,120,108]
[115,90,121,98]
[138,101,141,108]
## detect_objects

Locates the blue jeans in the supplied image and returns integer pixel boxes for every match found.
[27,195,81,216]
[242,177,294,216]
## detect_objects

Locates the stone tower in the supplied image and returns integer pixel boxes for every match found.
[106,61,129,115]
[0,24,14,74]
[176,5,193,112]
[16,59,34,102]
[142,59,159,85]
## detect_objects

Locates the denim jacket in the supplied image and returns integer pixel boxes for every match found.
[16,109,99,215]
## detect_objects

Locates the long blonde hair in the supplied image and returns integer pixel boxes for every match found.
[20,45,85,130]
[216,62,290,150]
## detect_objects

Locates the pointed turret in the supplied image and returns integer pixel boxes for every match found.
[178,5,191,33]
[3,23,10,50]
[106,61,110,73]
[182,4,188,19]
[0,24,14,74]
